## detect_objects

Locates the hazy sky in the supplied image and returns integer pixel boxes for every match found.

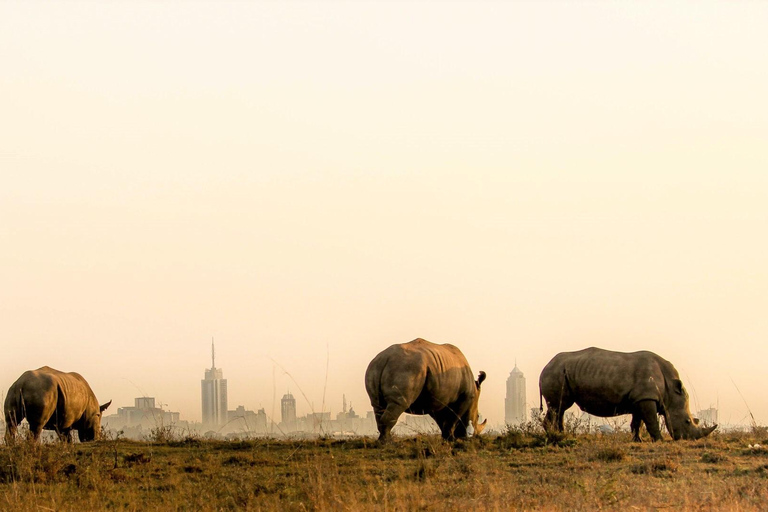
[2,2,767,429]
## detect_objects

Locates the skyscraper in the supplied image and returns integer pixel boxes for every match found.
[201,339,228,430]
[505,362,526,425]
[281,392,296,425]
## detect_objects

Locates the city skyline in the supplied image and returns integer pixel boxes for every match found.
[98,348,722,435]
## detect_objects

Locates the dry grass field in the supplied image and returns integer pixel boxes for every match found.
[2,426,768,511]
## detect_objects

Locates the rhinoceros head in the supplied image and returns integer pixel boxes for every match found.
[78,400,112,442]
[664,379,717,440]
[468,371,488,436]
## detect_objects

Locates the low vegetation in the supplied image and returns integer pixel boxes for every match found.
[2,426,768,511]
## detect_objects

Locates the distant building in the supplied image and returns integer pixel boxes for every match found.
[505,362,527,425]
[330,395,378,436]
[274,394,377,437]
[226,405,268,434]
[305,412,332,433]
[201,339,228,430]
[281,392,297,425]
[102,397,186,440]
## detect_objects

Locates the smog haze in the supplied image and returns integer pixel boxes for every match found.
[2,2,767,429]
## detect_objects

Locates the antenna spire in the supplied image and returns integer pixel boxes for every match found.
[211,337,215,369]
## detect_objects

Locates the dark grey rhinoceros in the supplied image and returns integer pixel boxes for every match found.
[4,366,111,443]
[365,338,486,442]
[539,347,716,441]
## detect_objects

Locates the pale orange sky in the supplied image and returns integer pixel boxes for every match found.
[1,2,767,429]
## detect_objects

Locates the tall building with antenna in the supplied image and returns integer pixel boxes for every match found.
[505,362,527,425]
[201,339,228,430]
[281,392,296,426]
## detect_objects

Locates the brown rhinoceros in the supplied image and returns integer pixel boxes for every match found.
[539,347,717,441]
[365,338,486,442]
[4,366,111,443]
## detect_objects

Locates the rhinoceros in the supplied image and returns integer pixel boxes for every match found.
[4,366,111,443]
[365,338,486,442]
[539,347,716,441]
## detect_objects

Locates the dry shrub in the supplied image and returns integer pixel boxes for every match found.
[497,420,577,449]
[496,424,537,450]
[145,424,177,443]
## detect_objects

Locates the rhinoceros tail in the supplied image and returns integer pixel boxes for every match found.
[364,361,383,412]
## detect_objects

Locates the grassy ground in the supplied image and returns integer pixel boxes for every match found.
[2,428,768,511]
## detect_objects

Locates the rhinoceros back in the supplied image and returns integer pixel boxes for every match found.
[366,338,475,413]
[5,367,95,432]
[541,347,672,417]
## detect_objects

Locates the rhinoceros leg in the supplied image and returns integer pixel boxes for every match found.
[636,400,663,441]
[543,397,574,433]
[4,395,25,444]
[630,413,643,442]
[57,430,73,443]
[376,403,406,442]
[431,408,460,440]
[27,421,44,442]
[4,408,19,444]
[543,406,558,432]
[452,418,468,440]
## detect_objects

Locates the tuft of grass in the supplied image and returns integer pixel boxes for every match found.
[741,445,768,456]
[496,420,581,449]
[541,429,577,447]
[700,451,728,464]
[0,440,78,484]
[751,424,768,439]
[630,457,680,477]
[590,446,626,462]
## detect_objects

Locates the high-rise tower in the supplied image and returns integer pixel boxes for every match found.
[505,362,526,425]
[201,339,228,429]
[281,392,296,425]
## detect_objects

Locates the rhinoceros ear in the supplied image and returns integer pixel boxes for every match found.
[673,379,684,395]
[476,371,486,388]
[100,400,112,413]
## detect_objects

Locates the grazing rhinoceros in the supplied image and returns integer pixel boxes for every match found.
[539,347,717,441]
[365,338,486,442]
[4,366,111,443]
